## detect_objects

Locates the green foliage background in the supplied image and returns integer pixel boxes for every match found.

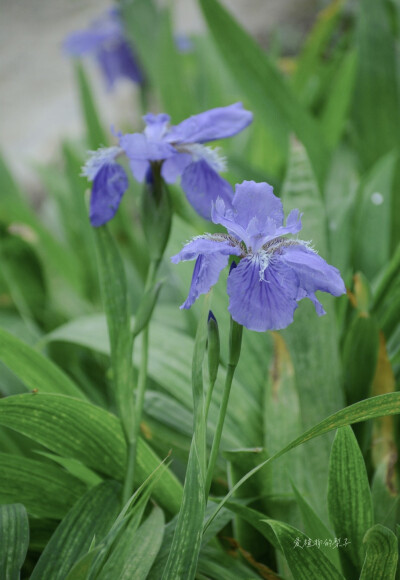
[1,0,400,578]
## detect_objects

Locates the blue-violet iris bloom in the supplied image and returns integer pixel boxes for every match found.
[64,8,143,90]
[82,103,253,226]
[171,181,346,332]
[119,103,253,219]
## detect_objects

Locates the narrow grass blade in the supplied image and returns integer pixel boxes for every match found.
[360,524,398,580]
[0,504,29,580]
[30,481,120,580]
[74,62,107,149]
[321,50,357,149]
[97,506,165,580]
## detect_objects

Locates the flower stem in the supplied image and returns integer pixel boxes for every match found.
[122,259,158,505]
[205,317,243,499]
[205,363,237,499]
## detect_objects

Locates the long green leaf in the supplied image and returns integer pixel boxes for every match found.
[199,0,330,185]
[31,481,120,580]
[94,226,134,438]
[353,152,397,279]
[205,392,400,531]
[97,506,165,580]
[291,481,341,570]
[328,426,373,571]
[74,62,107,149]
[0,453,86,519]
[0,503,29,580]
[0,394,182,513]
[162,296,210,579]
[266,519,345,580]
[360,524,398,580]
[352,0,400,168]
[281,139,343,517]
[321,50,357,149]
[0,327,84,399]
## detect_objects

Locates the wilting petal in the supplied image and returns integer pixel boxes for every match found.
[227,254,300,331]
[171,235,242,264]
[167,103,253,145]
[181,160,234,220]
[89,163,129,227]
[280,244,346,313]
[120,133,175,161]
[181,253,230,309]
[161,152,192,183]
[143,113,171,141]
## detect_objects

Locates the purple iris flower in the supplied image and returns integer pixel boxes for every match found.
[82,103,252,226]
[171,181,346,332]
[63,8,143,90]
[119,103,253,219]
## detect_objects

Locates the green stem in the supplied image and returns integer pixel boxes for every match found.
[122,259,158,505]
[204,379,216,423]
[205,363,237,499]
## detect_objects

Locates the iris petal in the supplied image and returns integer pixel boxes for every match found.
[280,244,346,310]
[181,253,230,309]
[181,160,234,220]
[120,133,175,162]
[161,152,192,183]
[89,162,129,227]
[227,254,300,331]
[171,236,242,264]
[167,103,253,144]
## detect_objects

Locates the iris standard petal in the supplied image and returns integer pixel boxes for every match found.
[171,236,242,264]
[143,113,171,141]
[232,181,284,230]
[89,162,129,227]
[181,253,230,309]
[120,133,175,161]
[280,244,346,314]
[161,152,192,183]
[167,103,253,145]
[211,198,250,245]
[181,160,234,220]
[227,254,300,331]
